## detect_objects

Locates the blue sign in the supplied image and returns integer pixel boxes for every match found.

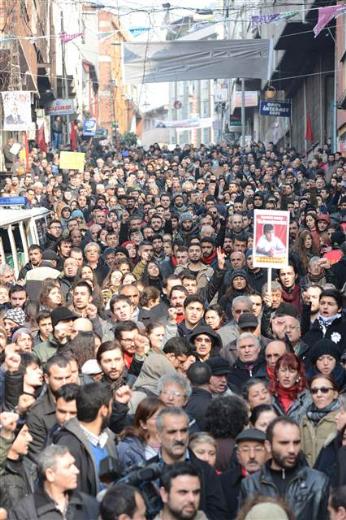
[83,118,97,136]
[260,100,291,118]
[0,197,27,206]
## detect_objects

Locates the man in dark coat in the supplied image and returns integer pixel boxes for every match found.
[55,382,118,496]
[185,362,212,430]
[9,444,99,520]
[228,332,267,392]
[150,407,228,520]
[240,417,329,520]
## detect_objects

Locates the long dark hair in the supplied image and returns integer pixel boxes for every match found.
[119,396,163,442]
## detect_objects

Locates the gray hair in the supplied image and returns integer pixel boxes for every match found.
[157,374,192,399]
[156,407,189,432]
[189,432,216,451]
[236,332,260,349]
[262,281,282,295]
[309,256,321,267]
[84,242,100,254]
[37,445,69,480]
[231,295,252,310]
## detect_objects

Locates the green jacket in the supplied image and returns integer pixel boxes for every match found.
[33,335,61,363]
[0,434,13,474]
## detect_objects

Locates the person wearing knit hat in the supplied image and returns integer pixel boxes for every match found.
[219,270,253,320]
[180,211,194,224]
[310,339,346,391]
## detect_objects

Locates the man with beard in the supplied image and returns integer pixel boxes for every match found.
[26,355,72,460]
[240,417,329,520]
[155,463,207,520]
[55,382,117,495]
[175,244,213,290]
[151,408,228,520]
[176,213,200,245]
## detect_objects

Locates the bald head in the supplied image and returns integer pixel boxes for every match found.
[73,317,93,333]
[265,340,287,370]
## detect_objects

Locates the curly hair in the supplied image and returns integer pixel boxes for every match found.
[204,395,249,439]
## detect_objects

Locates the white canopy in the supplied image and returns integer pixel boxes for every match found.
[122,39,272,84]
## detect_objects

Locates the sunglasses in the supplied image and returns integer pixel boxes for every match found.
[310,387,333,395]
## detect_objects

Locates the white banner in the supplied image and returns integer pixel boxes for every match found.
[46,98,75,116]
[2,91,32,131]
[155,117,214,129]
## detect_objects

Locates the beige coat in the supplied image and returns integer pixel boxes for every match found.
[300,409,339,467]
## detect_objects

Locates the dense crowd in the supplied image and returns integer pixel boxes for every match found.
[1,139,346,520]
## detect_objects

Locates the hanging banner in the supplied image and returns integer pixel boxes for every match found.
[82,118,97,137]
[260,100,291,117]
[122,39,272,83]
[2,91,32,131]
[59,151,85,172]
[154,117,213,129]
[46,99,75,116]
[253,209,290,268]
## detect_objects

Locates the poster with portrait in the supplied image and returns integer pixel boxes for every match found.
[253,209,290,268]
[2,91,32,131]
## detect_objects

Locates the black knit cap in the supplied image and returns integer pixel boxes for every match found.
[310,339,341,364]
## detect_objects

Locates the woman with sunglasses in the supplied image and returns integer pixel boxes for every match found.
[300,374,340,467]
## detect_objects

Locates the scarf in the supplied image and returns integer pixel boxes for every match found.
[306,399,340,425]
[317,313,341,335]
[202,250,217,266]
[276,385,300,413]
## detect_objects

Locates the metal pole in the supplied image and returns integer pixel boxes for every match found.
[61,11,70,146]
[241,78,245,147]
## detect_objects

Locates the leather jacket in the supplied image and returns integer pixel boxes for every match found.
[240,460,329,520]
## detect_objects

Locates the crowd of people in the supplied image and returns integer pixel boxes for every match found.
[1,139,346,519]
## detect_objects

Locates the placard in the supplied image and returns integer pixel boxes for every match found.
[253,209,290,268]
[59,151,85,172]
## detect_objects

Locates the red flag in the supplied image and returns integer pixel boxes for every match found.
[305,114,314,143]
[36,123,47,152]
[23,132,30,172]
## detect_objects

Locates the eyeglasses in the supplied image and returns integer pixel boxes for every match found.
[310,387,334,394]
[161,390,184,398]
[238,446,265,454]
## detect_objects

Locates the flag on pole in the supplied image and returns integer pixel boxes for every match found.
[36,123,47,153]
[313,4,346,37]
[305,114,314,143]
[59,32,83,44]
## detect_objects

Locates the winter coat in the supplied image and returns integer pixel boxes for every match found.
[272,389,312,424]
[26,390,57,461]
[300,409,339,467]
[185,387,213,430]
[303,316,346,356]
[315,430,342,485]
[0,456,37,510]
[228,358,267,393]
[8,489,99,520]
[175,262,214,290]
[148,450,228,520]
[54,418,117,496]
[220,460,244,520]
[116,435,147,470]
[240,460,329,520]
[33,335,63,363]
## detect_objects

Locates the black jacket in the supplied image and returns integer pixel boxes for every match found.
[303,316,346,356]
[220,460,243,520]
[27,390,57,461]
[228,358,267,392]
[185,387,212,430]
[148,450,228,520]
[8,489,99,520]
[0,456,36,510]
[240,460,329,520]
[315,431,342,486]
[54,418,118,496]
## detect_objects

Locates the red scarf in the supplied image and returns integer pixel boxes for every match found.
[276,385,299,413]
[202,250,217,266]
[124,351,134,369]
